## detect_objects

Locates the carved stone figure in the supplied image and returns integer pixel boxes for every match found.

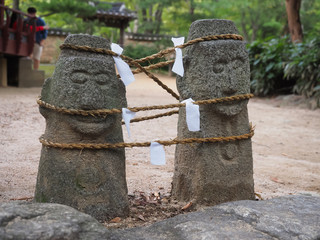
[34,34,129,221]
[172,20,255,205]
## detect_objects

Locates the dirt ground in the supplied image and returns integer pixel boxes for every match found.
[0,73,319,226]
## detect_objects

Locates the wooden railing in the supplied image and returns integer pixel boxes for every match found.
[0,1,36,57]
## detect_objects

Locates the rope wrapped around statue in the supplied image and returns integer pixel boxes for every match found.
[37,33,254,150]
[34,19,255,221]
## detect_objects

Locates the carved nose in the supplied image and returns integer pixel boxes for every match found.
[222,76,237,95]
[223,86,237,95]
[79,82,103,110]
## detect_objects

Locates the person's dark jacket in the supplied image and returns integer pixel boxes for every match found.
[35,17,47,45]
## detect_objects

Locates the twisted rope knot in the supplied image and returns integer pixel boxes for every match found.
[37,93,254,117]
[39,124,254,150]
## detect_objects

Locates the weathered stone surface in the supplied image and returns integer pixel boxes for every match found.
[172,19,254,205]
[35,34,129,221]
[0,202,110,240]
[113,195,320,240]
[1,195,319,240]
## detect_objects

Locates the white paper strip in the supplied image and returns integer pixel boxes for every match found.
[111,43,135,86]
[182,98,200,132]
[171,37,185,77]
[150,142,166,165]
[122,108,136,138]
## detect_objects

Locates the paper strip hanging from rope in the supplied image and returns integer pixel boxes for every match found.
[111,43,135,86]
[150,141,166,165]
[122,108,136,139]
[182,98,200,132]
[171,37,185,77]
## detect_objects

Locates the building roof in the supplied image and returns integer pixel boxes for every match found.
[88,1,137,28]
[47,28,71,36]
[125,32,174,42]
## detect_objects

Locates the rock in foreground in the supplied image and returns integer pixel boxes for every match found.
[0,195,319,240]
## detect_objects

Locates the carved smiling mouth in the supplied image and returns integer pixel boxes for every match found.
[66,114,116,136]
[72,115,107,124]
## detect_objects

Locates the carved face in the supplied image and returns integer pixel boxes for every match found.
[178,41,250,116]
[42,56,126,136]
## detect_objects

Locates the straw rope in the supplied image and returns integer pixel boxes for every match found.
[60,43,180,100]
[131,60,175,75]
[39,124,254,150]
[117,60,175,77]
[118,54,180,100]
[60,34,243,100]
[121,110,179,125]
[134,34,244,64]
[46,33,254,151]
[37,93,254,117]
[60,34,243,64]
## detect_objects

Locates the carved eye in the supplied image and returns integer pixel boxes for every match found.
[213,63,224,74]
[232,59,244,69]
[70,71,88,84]
[95,74,108,85]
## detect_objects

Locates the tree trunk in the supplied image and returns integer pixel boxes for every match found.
[13,0,20,10]
[285,0,303,43]
[240,10,250,41]
[189,0,195,22]
[142,8,147,23]
[155,5,163,34]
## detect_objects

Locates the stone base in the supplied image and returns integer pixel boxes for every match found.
[18,58,45,87]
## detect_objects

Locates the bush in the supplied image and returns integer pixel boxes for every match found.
[248,35,320,107]
[123,40,172,72]
[247,36,295,96]
[124,44,160,65]
[284,38,320,107]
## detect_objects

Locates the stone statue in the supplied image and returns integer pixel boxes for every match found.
[172,20,255,205]
[34,34,129,221]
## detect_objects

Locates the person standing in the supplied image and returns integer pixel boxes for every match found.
[27,7,48,70]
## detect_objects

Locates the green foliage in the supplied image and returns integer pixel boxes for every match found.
[248,35,320,107]
[301,0,320,36]
[284,38,320,107]
[248,36,294,96]
[39,64,56,78]
[131,0,173,34]
[17,0,111,36]
[123,41,171,72]
[123,44,159,62]
[13,0,320,45]
[38,0,96,17]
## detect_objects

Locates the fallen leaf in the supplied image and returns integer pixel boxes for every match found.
[161,198,169,204]
[254,192,263,200]
[10,197,33,201]
[181,202,192,211]
[110,217,121,223]
[138,215,145,221]
[281,153,290,157]
[270,177,284,184]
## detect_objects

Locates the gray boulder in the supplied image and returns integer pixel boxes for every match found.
[113,195,320,240]
[1,195,319,240]
[0,202,110,240]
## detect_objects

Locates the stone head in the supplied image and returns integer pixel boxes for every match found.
[40,34,127,137]
[177,19,250,116]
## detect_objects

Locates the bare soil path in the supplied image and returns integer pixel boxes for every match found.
[1,73,319,206]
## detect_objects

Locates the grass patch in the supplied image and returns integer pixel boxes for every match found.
[39,64,55,78]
